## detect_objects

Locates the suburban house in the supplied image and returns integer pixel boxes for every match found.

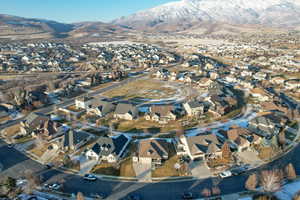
[270,77,285,85]
[60,129,93,151]
[219,127,253,152]
[88,100,116,117]
[153,68,170,79]
[20,112,50,135]
[249,112,288,131]
[177,134,223,160]
[285,80,300,90]
[198,78,213,87]
[75,96,95,109]
[183,101,204,117]
[133,139,171,167]
[250,88,270,102]
[114,103,139,120]
[208,95,232,117]
[33,120,67,140]
[85,134,130,163]
[145,105,176,124]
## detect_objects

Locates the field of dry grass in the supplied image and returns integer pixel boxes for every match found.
[103,79,176,100]
[119,157,136,177]
[152,156,185,177]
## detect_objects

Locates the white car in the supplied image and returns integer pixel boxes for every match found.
[45,183,62,190]
[83,174,97,181]
[219,171,232,178]
[16,179,28,186]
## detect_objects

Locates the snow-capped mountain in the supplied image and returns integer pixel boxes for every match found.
[113,0,300,31]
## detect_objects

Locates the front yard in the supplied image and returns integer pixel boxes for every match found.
[119,157,136,177]
[152,156,185,177]
[91,157,136,177]
[29,144,50,157]
[91,163,120,176]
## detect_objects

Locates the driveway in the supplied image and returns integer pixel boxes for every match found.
[189,160,212,179]
[77,155,98,175]
[133,160,152,182]
[237,150,262,166]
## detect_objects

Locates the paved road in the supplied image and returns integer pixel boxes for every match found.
[1,138,300,200]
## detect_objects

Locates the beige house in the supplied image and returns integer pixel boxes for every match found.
[75,96,95,110]
[114,103,138,120]
[177,134,223,160]
[183,101,204,117]
[250,88,270,102]
[133,139,170,167]
[145,105,176,124]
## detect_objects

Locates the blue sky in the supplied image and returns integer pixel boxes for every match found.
[0,0,175,23]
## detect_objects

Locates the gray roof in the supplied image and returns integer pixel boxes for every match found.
[91,134,129,157]
[64,130,91,148]
[187,101,203,109]
[115,103,138,116]
[25,112,46,125]
[24,112,49,130]
[186,134,222,155]
[249,116,277,128]
[95,101,115,115]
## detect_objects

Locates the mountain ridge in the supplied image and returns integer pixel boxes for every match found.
[112,0,300,31]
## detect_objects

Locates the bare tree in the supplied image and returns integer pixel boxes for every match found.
[278,131,286,148]
[221,142,232,161]
[77,192,85,200]
[260,169,282,193]
[24,169,41,194]
[245,173,258,191]
[285,163,297,181]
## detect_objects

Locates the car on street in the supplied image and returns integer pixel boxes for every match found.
[7,143,14,148]
[83,174,97,181]
[182,192,193,199]
[44,183,62,191]
[219,170,232,178]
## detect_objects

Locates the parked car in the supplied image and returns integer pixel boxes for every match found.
[231,164,251,176]
[44,183,62,190]
[219,171,232,178]
[83,174,97,181]
[182,192,193,199]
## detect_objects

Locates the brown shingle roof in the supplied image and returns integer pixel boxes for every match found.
[138,139,169,160]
